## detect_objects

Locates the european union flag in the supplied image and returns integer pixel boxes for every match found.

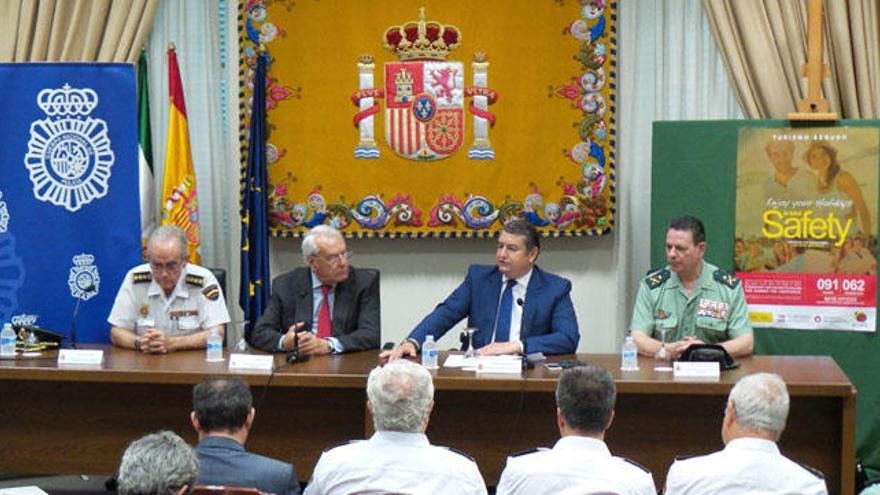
[240,52,271,337]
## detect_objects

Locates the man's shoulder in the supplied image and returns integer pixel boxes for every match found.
[239,449,295,473]
[642,267,671,290]
[706,261,741,290]
[466,264,499,278]
[349,266,380,285]
[532,265,571,287]
[272,267,311,285]
[124,263,152,285]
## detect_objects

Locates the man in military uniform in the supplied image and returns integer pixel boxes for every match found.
[109,225,230,354]
[630,215,753,359]
[664,373,827,494]
[496,366,656,495]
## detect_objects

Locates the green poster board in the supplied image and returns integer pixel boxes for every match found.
[652,119,880,473]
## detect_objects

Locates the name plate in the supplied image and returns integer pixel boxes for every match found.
[475,356,522,375]
[57,349,104,366]
[228,353,274,371]
[673,361,720,379]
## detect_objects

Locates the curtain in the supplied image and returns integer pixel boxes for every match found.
[615,0,742,346]
[0,0,159,62]
[704,0,880,119]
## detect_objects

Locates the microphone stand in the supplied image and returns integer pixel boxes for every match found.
[69,285,94,349]
[286,329,309,364]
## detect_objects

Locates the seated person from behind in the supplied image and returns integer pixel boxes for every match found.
[304,359,487,495]
[108,225,230,354]
[248,225,380,355]
[382,219,579,360]
[116,430,199,495]
[497,365,656,495]
[191,376,300,495]
[630,215,753,359]
[664,372,827,495]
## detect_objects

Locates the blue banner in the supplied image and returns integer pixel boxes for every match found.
[0,63,142,343]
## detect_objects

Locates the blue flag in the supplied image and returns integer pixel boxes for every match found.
[0,63,142,343]
[240,53,271,337]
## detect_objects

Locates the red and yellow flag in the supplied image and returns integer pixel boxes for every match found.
[161,45,201,264]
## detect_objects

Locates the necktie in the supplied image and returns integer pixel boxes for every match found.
[494,279,517,342]
[317,284,332,338]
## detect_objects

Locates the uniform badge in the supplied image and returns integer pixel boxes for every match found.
[698,298,729,320]
[132,271,152,284]
[645,268,670,289]
[713,269,740,289]
[655,309,669,320]
[202,284,220,301]
[139,303,149,317]
[185,274,204,287]
[68,253,99,301]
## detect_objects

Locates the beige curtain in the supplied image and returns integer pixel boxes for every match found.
[703,0,880,119]
[0,0,159,63]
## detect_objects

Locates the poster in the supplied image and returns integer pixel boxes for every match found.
[735,127,879,332]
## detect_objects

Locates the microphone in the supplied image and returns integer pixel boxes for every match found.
[286,329,309,364]
[69,283,95,349]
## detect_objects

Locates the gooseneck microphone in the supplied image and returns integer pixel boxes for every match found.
[69,284,95,349]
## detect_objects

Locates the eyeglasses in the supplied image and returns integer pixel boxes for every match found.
[149,260,183,273]
[312,250,352,266]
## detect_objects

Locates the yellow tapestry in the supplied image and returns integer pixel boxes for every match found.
[239,0,617,238]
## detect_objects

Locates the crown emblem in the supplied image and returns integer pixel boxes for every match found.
[37,84,99,117]
[11,314,38,327]
[384,8,461,61]
[73,253,95,266]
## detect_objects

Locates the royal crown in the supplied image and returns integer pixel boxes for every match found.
[72,253,95,266]
[37,84,98,117]
[11,314,38,327]
[384,8,461,61]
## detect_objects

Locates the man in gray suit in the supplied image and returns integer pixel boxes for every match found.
[191,376,300,495]
[248,225,380,355]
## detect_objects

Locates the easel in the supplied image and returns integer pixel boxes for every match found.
[788,0,839,121]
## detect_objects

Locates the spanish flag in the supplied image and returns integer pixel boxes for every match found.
[160,44,201,264]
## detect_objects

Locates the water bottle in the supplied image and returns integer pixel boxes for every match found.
[0,323,16,357]
[421,335,439,369]
[620,333,638,371]
[206,328,223,362]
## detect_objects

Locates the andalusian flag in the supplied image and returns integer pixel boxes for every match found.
[137,50,156,249]
[160,44,201,263]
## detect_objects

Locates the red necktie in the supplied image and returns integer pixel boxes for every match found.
[317,284,332,338]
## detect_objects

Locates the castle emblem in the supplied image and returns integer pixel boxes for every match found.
[352,8,498,161]
[24,84,115,212]
[68,253,100,300]
[0,191,8,233]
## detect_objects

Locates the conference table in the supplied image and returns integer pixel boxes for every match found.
[0,347,856,494]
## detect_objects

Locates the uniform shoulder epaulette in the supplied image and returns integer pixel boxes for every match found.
[674,453,701,462]
[713,268,740,289]
[322,440,358,453]
[509,447,547,457]
[202,284,220,301]
[622,457,651,473]
[644,268,670,289]
[185,274,204,287]
[442,445,476,462]
[132,271,152,284]
[798,462,825,480]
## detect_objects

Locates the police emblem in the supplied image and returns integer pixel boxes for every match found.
[351,9,498,161]
[24,84,115,212]
[0,191,9,233]
[68,253,100,301]
[11,314,38,328]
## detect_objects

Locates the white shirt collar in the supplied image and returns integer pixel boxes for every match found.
[724,437,780,455]
[502,267,533,289]
[370,430,430,447]
[553,435,612,457]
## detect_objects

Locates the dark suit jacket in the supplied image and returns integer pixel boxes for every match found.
[248,266,380,352]
[195,436,299,495]
[408,264,579,355]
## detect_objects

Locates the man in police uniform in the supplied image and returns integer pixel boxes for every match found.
[664,373,827,494]
[630,215,753,359]
[109,225,230,354]
[496,365,656,495]
[304,359,486,495]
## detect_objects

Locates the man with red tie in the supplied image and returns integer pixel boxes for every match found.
[247,225,380,355]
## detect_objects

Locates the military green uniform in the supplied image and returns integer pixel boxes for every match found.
[629,261,752,344]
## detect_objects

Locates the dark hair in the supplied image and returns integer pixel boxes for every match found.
[503,219,540,252]
[555,366,616,434]
[803,140,841,185]
[193,376,252,433]
[669,215,706,245]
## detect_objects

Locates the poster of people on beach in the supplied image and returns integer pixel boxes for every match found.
[735,127,879,332]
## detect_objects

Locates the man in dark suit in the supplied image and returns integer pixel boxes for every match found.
[248,225,380,355]
[382,220,579,358]
[191,376,300,495]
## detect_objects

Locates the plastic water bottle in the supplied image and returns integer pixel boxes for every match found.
[620,334,638,371]
[0,323,16,357]
[206,328,223,362]
[421,335,439,369]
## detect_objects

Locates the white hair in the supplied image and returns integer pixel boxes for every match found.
[729,372,790,438]
[117,430,198,495]
[301,225,343,263]
[367,359,434,433]
[146,225,188,261]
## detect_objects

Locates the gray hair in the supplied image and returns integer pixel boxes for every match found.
[146,225,189,261]
[367,359,434,433]
[555,365,616,434]
[117,430,198,495]
[729,372,790,438]
[301,225,343,263]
